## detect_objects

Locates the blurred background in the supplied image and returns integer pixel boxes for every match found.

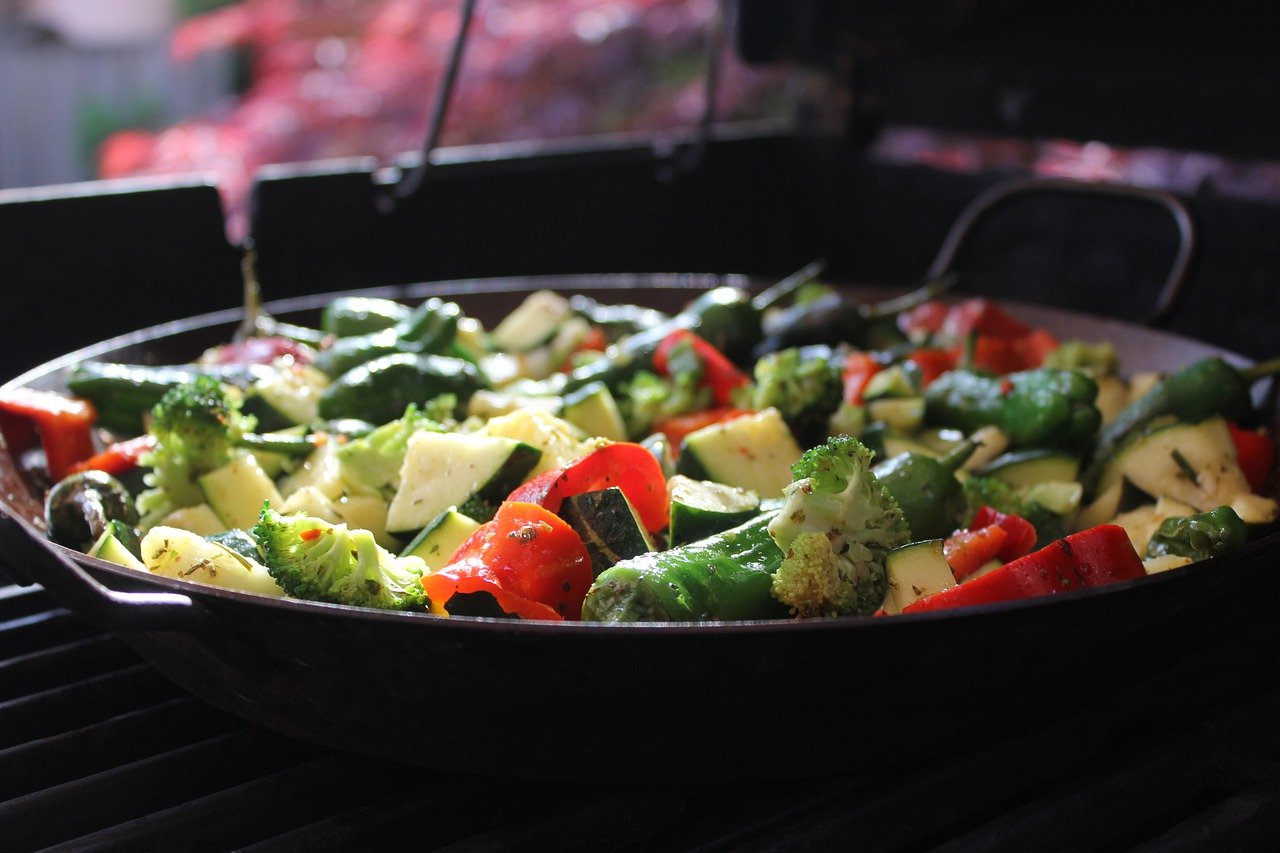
[2,0,1278,243]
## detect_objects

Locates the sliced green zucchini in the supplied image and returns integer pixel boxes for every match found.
[89,529,147,570]
[976,450,1081,489]
[278,438,344,500]
[881,433,941,460]
[882,539,953,614]
[386,432,541,532]
[1111,418,1257,515]
[1021,481,1084,517]
[490,290,574,352]
[242,364,330,430]
[667,474,761,547]
[561,382,628,441]
[157,502,227,537]
[861,364,920,400]
[676,408,803,496]
[249,425,309,479]
[867,397,925,433]
[558,488,656,576]
[198,455,284,531]
[640,432,677,479]
[477,409,589,476]
[205,529,263,562]
[400,508,481,570]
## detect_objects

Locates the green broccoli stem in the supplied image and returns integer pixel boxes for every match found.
[581,513,787,622]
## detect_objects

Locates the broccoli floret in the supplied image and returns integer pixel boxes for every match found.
[335,403,444,499]
[137,375,257,524]
[253,506,427,610]
[961,476,1066,547]
[616,369,711,439]
[1043,340,1119,376]
[750,348,843,443]
[767,435,910,617]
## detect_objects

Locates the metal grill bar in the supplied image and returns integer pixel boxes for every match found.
[0,634,139,700]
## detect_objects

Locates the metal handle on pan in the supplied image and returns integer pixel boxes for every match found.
[0,503,211,632]
[926,176,1198,327]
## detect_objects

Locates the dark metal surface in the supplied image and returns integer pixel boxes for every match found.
[1,276,1276,785]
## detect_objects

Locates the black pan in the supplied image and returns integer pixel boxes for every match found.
[1,274,1277,782]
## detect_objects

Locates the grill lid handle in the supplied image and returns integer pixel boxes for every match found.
[0,504,212,633]
[926,176,1198,327]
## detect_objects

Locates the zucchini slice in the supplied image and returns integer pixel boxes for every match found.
[558,487,656,576]
[198,456,284,531]
[975,450,1081,489]
[667,475,761,547]
[883,539,954,615]
[561,382,628,441]
[89,530,147,571]
[400,508,481,570]
[386,432,541,533]
[676,408,803,496]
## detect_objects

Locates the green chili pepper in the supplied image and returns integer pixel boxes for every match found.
[925,368,1101,452]
[872,440,976,541]
[312,298,461,378]
[1145,506,1248,562]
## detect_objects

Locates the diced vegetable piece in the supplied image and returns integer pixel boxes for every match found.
[667,475,761,547]
[975,450,1081,489]
[141,526,285,596]
[866,397,925,434]
[89,529,146,570]
[241,362,329,429]
[558,488,656,576]
[676,408,804,496]
[476,409,590,476]
[883,539,953,614]
[560,382,628,441]
[400,508,481,570]
[490,290,574,352]
[157,503,227,536]
[198,456,284,531]
[279,439,344,500]
[386,432,541,533]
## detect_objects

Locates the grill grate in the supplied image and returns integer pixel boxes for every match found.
[3,579,1280,851]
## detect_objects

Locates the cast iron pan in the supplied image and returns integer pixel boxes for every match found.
[1,274,1277,782]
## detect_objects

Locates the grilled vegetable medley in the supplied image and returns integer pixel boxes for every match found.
[5,271,1277,621]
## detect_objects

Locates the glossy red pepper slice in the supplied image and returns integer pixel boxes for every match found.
[970,506,1038,563]
[905,348,957,387]
[0,387,98,482]
[1227,422,1274,493]
[842,352,882,405]
[505,442,668,534]
[422,501,593,621]
[903,525,1144,614]
[652,330,749,406]
[68,435,158,478]
[943,524,1008,581]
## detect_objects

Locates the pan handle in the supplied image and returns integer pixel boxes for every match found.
[926,176,1198,327]
[0,504,212,633]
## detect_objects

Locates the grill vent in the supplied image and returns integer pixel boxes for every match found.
[4,579,1280,851]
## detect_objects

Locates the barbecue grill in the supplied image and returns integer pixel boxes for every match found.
[3,0,1280,848]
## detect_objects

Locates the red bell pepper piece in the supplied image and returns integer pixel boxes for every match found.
[842,352,882,404]
[903,525,1144,614]
[0,387,98,482]
[505,442,668,534]
[970,506,1038,563]
[652,406,752,451]
[68,435,158,477]
[652,330,748,406]
[422,501,593,620]
[943,524,1008,581]
[905,348,957,387]
[1228,422,1274,493]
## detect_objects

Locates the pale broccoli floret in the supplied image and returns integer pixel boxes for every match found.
[767,435,910,617]
[335,403,444,498]
[137,375,257,525]
[253,506,427,610]
[750,347,843,442]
